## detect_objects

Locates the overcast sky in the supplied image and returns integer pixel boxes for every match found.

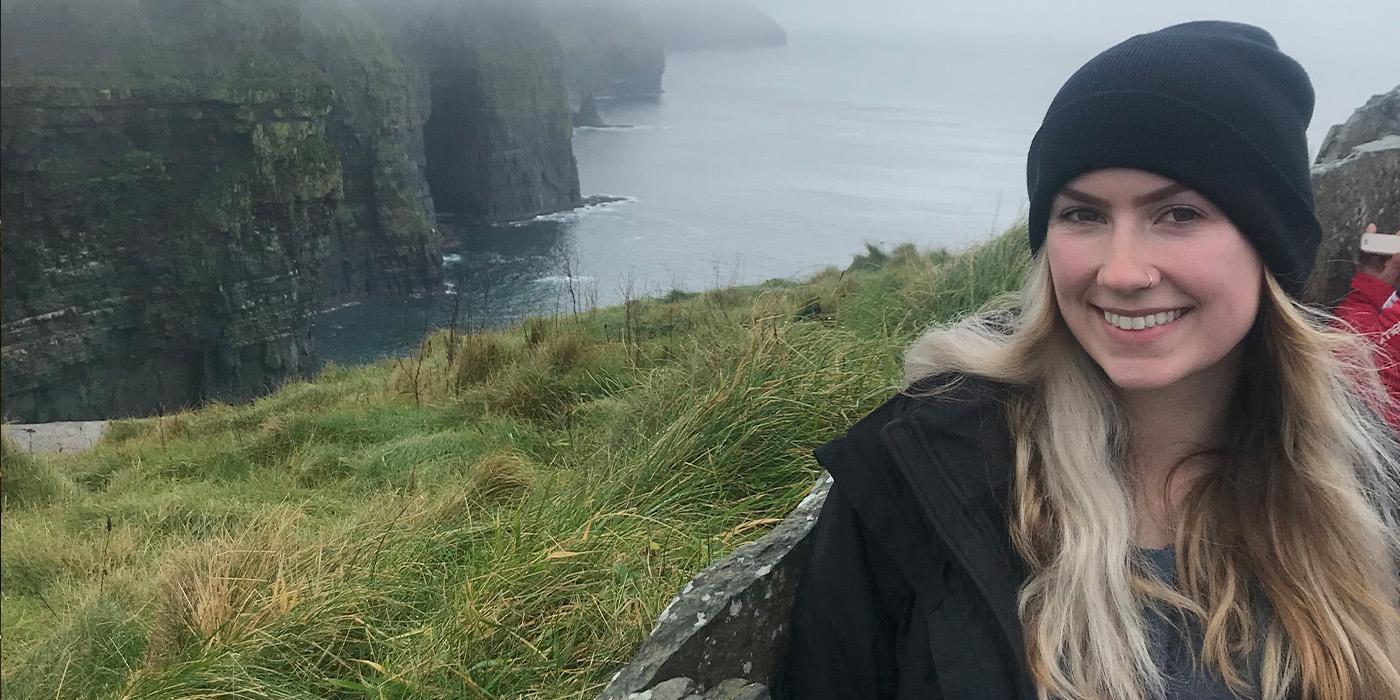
[752,0,1400,151]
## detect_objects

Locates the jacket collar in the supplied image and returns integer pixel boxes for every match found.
[878,378,1033,697]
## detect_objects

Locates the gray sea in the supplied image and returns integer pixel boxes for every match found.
[312,22,1396,366]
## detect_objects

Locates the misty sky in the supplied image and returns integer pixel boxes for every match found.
[753,0,1400,155]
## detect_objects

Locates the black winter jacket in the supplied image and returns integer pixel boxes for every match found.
[772,375,1038,699]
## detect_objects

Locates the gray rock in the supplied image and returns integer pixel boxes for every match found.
[1316,87,1400,164]
[596,474,830,699]
[1306,85,1400,307]
[701,677,770,700]
[627,676,696,700]
[573,94,610,128]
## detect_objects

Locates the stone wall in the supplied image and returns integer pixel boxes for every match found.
[596,475,830,700]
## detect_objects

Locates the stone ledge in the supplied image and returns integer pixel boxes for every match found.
[596,473,831,700]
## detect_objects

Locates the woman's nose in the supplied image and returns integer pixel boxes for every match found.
[1095,229,1154,291]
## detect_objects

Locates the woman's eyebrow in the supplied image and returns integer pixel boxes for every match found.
[1058,183,1192,208]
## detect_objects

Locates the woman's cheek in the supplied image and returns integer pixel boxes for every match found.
[1046,240,1096,291]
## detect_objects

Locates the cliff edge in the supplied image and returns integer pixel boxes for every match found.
[1,0,580,421]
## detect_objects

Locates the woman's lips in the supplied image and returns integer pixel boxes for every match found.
[1093,305,1192,340]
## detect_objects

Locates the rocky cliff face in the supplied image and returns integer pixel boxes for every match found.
[1,0,581,421]
[538,0,667,101]
[1,83,340,421]
[412,0,581,223]
[538,0,787,103]
[1307,85,1400,306]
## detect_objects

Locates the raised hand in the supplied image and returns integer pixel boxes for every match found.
[1360,223,1400,288]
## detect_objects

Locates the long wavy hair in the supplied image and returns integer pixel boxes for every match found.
[903,251,1400,699]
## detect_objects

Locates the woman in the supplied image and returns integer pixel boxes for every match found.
[773,21,1400,700]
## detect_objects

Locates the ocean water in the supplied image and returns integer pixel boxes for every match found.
[313,33,1047,365]
[311,26,1394,366]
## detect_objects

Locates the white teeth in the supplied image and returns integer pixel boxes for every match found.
[1102,308,1185,331]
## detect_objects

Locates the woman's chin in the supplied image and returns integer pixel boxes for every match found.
[1101,364,1183,392]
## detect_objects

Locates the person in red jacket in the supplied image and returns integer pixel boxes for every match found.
[1334,223,1400,428]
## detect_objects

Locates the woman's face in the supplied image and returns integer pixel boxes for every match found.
[1045,168,1262,392]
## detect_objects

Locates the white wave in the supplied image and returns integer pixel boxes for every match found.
[573,124,669,132]
[536,274,598,285]
[442,253,463,263]
[501,195,638,227]
[318,299,364,313]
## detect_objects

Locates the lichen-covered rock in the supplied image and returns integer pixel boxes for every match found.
[1306,85,1400,307]
[598,475,829,700]
[626,676,696,700]
[696,677,769,700]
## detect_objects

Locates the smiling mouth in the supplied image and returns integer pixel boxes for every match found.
[1098,306,1190,331]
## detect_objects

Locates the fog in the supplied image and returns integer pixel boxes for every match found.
[754,0,1400,152]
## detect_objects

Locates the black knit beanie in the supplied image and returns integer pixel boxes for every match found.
[1026,20,1321,297]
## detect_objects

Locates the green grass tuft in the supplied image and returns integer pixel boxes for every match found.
[1,435,75,509]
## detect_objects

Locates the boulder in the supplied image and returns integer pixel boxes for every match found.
[1306,85,1400,307]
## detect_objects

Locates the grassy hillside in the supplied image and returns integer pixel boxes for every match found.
[0,225,1029,698]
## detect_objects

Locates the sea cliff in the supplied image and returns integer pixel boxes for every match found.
[1,0,580,421]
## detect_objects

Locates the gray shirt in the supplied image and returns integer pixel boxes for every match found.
[1139,546,1253,699]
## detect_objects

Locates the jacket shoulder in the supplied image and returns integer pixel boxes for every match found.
[811,373,1012,585]
[842,372,1013,450]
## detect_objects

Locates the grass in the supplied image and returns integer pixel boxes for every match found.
[0,225,1030,698]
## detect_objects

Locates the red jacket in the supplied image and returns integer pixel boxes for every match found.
[1333,271,1400,428]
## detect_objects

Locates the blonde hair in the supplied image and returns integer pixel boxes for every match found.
[903,252,1400,699]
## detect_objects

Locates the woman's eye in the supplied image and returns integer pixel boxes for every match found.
[1160,207,1201,224]
[1058,208,1102,224]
